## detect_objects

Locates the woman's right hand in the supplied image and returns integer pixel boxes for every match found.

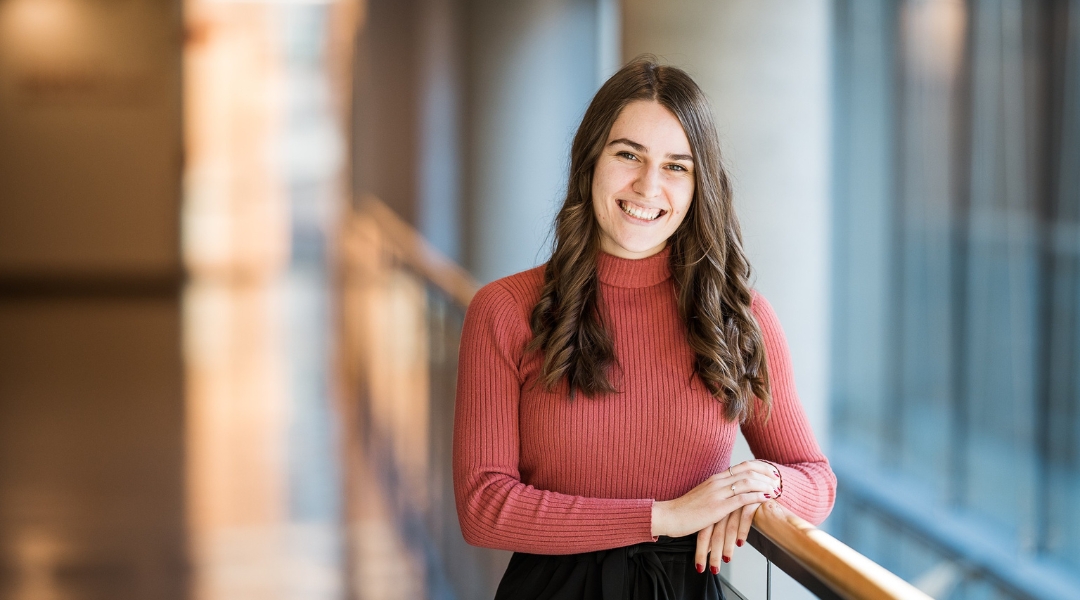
[650,465,779,539]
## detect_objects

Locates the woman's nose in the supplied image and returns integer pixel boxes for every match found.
[633,164,662,198]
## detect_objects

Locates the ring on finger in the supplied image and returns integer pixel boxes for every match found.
[731,483,737,495]
[728,467,734,478]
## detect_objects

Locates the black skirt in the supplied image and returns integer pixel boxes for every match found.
[493,534,727,600]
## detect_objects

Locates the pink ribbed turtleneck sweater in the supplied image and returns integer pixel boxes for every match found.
[453,248,836,555]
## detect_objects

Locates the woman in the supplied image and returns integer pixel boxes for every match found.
[453,57,836,600]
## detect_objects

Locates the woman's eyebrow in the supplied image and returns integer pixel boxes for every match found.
[608,138,646,153]
[608,138,693,163]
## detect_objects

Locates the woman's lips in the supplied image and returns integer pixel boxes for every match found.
[618,199,666,221]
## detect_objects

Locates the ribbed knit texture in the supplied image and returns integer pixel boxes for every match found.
[453,248,836,555]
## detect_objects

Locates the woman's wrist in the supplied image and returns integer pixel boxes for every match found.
[651,499,671,537]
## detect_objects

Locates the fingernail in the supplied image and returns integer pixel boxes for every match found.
[711,565,720,574]
[696,563,704,573]
[736,539,743,547]
[764,493,772,498]
[722,556,731,563]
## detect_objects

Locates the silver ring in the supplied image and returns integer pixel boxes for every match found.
[728,467,734,478]
[731,483,737,495]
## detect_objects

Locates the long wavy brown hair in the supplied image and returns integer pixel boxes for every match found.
[528,57,771,423]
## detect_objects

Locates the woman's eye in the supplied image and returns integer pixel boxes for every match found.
[617,151,638,161]
[668,164,688,172]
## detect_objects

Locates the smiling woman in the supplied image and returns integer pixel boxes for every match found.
[592,101,695,259]
[452,57,835,600]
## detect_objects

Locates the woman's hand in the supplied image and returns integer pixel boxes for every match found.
[651,460,779,542]
[692,460,781,573]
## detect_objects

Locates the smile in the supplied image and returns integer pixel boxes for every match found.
[618,200,666,221]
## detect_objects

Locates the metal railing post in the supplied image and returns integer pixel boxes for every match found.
[767,558,772,600]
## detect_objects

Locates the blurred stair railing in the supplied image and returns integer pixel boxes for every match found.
[336,195,936,600]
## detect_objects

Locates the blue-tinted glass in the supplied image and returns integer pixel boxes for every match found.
[831,0,1080,594]
[1045,2,1080,571]
[832,0,896,463]
[894,0,963,503]
[959,1,1039,541]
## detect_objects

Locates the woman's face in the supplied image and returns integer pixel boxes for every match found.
[591,100,695,260]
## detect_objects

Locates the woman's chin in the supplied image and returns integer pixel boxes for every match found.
[603,238,667,259]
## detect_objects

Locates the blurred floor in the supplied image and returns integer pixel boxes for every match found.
[0,296,187,600]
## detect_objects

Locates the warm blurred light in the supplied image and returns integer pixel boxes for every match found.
[8,529,67,600]
[181,0,356,596]
[0,0,90,70]
[902,0,967,82]
[209,0,335,4]
[1,0,79,45]
[182,0,289,278]
[182,0,292,594]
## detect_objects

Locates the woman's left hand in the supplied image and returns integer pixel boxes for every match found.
[693,460,780,574]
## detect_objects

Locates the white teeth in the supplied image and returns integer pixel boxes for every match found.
[619,201,662,221]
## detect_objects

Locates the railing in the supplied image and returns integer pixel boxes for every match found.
[336,195,936,600]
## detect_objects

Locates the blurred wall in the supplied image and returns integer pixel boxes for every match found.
[355,0,611,284]
[461,0,602,284]
[0,0,186,597]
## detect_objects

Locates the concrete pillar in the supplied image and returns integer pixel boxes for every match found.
[623,2,832,598]
[462,0,602,284]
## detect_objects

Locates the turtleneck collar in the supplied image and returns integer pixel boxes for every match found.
[596,245,673,289]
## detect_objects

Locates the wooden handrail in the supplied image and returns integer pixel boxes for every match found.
[752,501,934,600]
[347,195,479,307]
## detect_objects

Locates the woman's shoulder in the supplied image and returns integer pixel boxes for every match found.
[466,264,546,325]
[747,289,786,342]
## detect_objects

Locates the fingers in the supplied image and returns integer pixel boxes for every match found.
[702,504,760,577]
[737,502,758,548]
[708,515,728,574]
[665,471,775,539]
[696,503,762,577]
[710,473,776,499]
[721,507,741,563]
[715,485,772,528]
[694,524,713,573]
[737,459,780,477]
[728,460,780,485]
[723,461,781,498]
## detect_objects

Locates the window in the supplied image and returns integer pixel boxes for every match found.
[831,0,1080,597]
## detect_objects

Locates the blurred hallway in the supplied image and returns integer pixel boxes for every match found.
[3,0,1079,599]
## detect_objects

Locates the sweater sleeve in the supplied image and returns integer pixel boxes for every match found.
[740,292,837,525]
[452,281,656,554]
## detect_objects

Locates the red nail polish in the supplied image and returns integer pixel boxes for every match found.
[711,565,720,574]
[764,493,772,498]
[722,555,731,563]
[736,539,743,547]
[696,563,704,573]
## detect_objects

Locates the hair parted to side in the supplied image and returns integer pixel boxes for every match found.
[527,55,771,423]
